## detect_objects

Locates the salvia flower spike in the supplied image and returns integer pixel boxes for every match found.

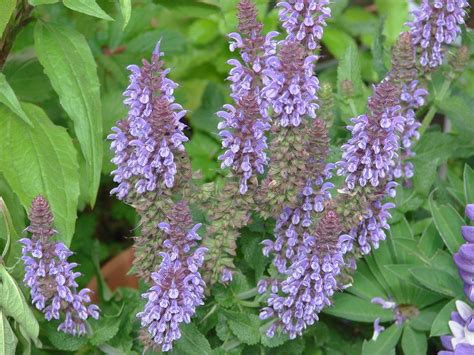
[453,204,474,302]
[108,41,188,199]
[439,300,474,354]
[20,196,100,336]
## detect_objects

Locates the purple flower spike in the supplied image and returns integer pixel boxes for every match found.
[408,0,468,68]
[20,196,100,336]
[278,0,331,50]
[108,42,189,199]
[439,300,474,354]
[137,249,207,352]
[454,204,474,302]
[466,204,474,222]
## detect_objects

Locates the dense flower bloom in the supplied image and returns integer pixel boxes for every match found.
[453,204,474,302]
[337,82,404,190]
[408,0,469,68]
[439,300,474,354]
[260,210,352,338]
[137,249,207,352]
[278,0,331,50]
[20,196,99,336]
[108,42,188,199]
[262,41,319,127]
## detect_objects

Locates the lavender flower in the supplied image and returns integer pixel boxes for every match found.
[108,42,188,199]
[137,249,207,352]
[408,0,469,68]
[20,196,99,336]
[278,0,331,50]
[439,300,474,354]
[454,204,474,302]
[371,297,408,326]
[372,318,385,341]
[262,41,319,127]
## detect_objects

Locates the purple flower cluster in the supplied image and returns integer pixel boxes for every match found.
[408,0,469,68]
[278,0,331,50]
[108,42,188,199]
[260,210,352,338]
[262,41,319,127]
[453,204,474,302]
[20,196,99,336]
[440,300,474,354]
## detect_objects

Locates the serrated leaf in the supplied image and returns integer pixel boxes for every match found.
[0,104,80,246]
[0,266,39,342]
[119,0,131,29]
[401,326,427,355]
[0,311,17,355]
[0,74,33,126]
[62,0,113,20]
[412,157,439,196]
[362,323,402,355]
[34,22,103,206]
[464,164,474,204]
[171,323,212,355]
[324,293,394,323]
[409,267,462,297]
[90,315,121,346]
[223,310,260,345]
[429,193,465,254]
[431,300,455,337]
[0,0,15,37]
[44,321,87,351]
[337,42,363,95]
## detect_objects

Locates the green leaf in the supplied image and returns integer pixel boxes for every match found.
[0,74,33,127]
[29,0,59,4]
[62,0,113,20]
[0,0,15,37]
[362,323,402,355]
[188,19,219,46]
[464,164,474,204]
[34,22,103,206]
[323,27,357,60]
[44,322,87,351]
[0,104,80,246]
[171,323,212,355]
[429,193,465,254]
[439,95,474,137]
[0,198,21,266]
[0,266,39,342]
[223,310,261,345]
[90,314,121,346]
[412,157,440,196]
[431,299,456,337]
[411,302,445,332]
[337,42,363,96]
[371,18,387,80]
[409,267,462,297]
[119,0,131,29]
[418,221,443,258]
[0,311,17,355]
[157,0,220,19]
[374,0,408,44]
[324,293,394,323]
[401,326,427,355]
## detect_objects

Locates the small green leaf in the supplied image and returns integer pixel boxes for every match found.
[62,0,113,20]
[119,0,131,29]
[0,104,80,246]
[223,310,261,345]
[409,267,462,297]
[431,299,456,336]
[34,22,103,206]
[324,293,394,323]
[0,266,39,342]
[401,325,427,355]
[171,323,212,355]
[362,323,402,355]
[429,192,465,254]
[0,74,33,127]
[464,164,474,204]
[0,0,15,37]
[0,311,17,355]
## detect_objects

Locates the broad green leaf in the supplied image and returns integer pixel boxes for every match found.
[29,0,58,4]
[223,310,261,345]
[0,104,80,246]
[464,164,474,204]
[410,302,445,332]
[119,0,131,29]
[418,222,443,258]
[0,0,15,37]
[44,321,87,351]
[431,300,456,337]
[0,176,25,235]
[392,238,431,266]
[188,19,219,46]
[323,27,357,60]
[90,314,121,346]
[157,0,220,18]
[324,293,394,323]
[62,0,113,20]
[401,326,427,355]
[0,198,21,266]
[0,74,33,126]
[336,42,364,104]
[413,157,440,196]
[0,311,17,355]
[372,18,387,80]
[375,0,408,44]
[0,266,39,342]
[34,22,103,206]
[439,95,474,137]
[409,267,462,297]
[429,193,465,254]
[349,261,386,300]
[362,323,402,355]
[171,323,212,355]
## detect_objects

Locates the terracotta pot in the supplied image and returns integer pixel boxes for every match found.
[87,247,139,303]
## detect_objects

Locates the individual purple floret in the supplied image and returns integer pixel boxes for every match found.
[439,300,474,354]
[260,210,353,338]
[137,249,207,352]
[453,204,474,302]
[371,297,407,325]
[20,196,99,336]
[337,82,404,190]
[108,42,188,199]
[372,318,385,341]
[262,41,319,127]
[407,0,469,68]
[278,0,331,51]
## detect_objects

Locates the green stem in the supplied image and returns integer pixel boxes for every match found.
[419,78,452,135]
[348,98,358,117]
[236,287,257,300]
